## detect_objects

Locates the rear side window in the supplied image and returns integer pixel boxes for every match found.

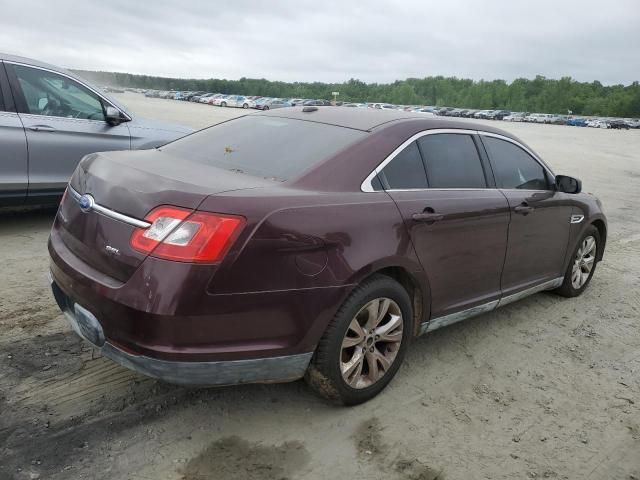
[482,136,549,190]
[418,134,487,188]
[380,141,428,189]
[160,116,366,181]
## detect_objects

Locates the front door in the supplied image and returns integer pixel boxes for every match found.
[6,63,130,201]
[0,62,28,206]
[480,134,572,296]
[379,132,510,319]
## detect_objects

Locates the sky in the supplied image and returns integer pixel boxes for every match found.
[1,0,639,85]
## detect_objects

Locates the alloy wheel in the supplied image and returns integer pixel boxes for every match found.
[571,235,596,289]
[340,298,403,389]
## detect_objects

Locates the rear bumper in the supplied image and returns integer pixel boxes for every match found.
[101,343,312,386]
[51,277,312,385]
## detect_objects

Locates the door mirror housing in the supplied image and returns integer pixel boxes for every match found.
[556,175,581,194]
[105,106,124,126]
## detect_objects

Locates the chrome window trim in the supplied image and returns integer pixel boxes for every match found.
[17,112,118,125]
[361,128,479,192]
[361,128,556,193]
[68,186,150,228]
[4,60,132,122]
[384,187,495,193]
[477,131,556,180]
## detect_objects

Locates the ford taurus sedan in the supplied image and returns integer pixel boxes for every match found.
[49,107,606,405]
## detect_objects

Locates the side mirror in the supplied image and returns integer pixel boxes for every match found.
[556,175,581,194]
[105,106,123,126]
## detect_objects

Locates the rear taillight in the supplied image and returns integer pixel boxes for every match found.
[130,206,244,263]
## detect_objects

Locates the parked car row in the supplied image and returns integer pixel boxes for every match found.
[140,89,639,128]
[436,107,639,129]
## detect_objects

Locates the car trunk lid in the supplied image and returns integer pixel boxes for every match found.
[55,149,271,282]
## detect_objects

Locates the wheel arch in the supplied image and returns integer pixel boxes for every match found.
[350,264,430,337]
[591,218,607,261]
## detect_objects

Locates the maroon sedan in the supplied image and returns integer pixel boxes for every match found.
[49,107,606,405]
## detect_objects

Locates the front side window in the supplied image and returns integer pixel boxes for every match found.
[418,134,487,189]
[12,65,105,120]
[380,141,428,190]
[482,136,549,190]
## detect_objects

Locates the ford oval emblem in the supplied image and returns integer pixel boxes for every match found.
[78,194,94,213]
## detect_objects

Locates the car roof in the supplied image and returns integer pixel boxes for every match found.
[260,106,430,131]
[259,106,515,137]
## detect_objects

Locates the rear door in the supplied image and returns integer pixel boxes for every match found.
[381,130,510,319]
[479,133,572,296]
[5,62,131,202]
[0,61,28,206]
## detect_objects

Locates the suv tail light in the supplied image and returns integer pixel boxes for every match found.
[130,206,244,263]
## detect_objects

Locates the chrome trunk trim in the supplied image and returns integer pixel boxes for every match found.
[67,185,151,229]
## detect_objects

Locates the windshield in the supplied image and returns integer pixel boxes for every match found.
[160,116,366,181]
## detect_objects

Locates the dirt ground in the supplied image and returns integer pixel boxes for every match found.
[1,94,639,480]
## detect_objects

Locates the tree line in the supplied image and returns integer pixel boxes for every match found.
[75,70,640,117]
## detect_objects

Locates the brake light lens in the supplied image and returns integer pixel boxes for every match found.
[130,206,244,263]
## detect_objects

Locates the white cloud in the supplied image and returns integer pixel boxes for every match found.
[0,0,638,84]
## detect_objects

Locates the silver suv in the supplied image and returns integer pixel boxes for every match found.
[0,54,193,206]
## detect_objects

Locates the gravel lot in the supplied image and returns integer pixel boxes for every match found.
[1,93,639,480]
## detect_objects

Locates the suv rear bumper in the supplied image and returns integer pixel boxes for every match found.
[51,277,312,386]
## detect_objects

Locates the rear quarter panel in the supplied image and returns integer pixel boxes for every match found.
[203,189,424,293]
[198,189,428,346]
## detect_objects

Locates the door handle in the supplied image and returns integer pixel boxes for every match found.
[28,125,56,132]
[412,208,444,224]
[514,203,534,215]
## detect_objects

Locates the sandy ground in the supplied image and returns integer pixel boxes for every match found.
[1,93,639,480]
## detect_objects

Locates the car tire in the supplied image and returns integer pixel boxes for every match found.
[243,103,249,109]
[305,274,412,406]
[554,225,601,298]
[263,106,269,110]
[221,102,227,107]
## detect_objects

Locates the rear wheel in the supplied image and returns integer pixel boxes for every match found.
[305,275,412,405]
[263,106,269,110]
[555,225,600,297]
[221,102,227,107]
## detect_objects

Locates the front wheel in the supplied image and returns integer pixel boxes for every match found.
[555,225,600,297]
[305,275,412,405]
[221,102,227,107]
[263,106,269,110]
[242,103,249,109]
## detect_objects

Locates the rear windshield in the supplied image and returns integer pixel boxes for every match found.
[160,116,366,181]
